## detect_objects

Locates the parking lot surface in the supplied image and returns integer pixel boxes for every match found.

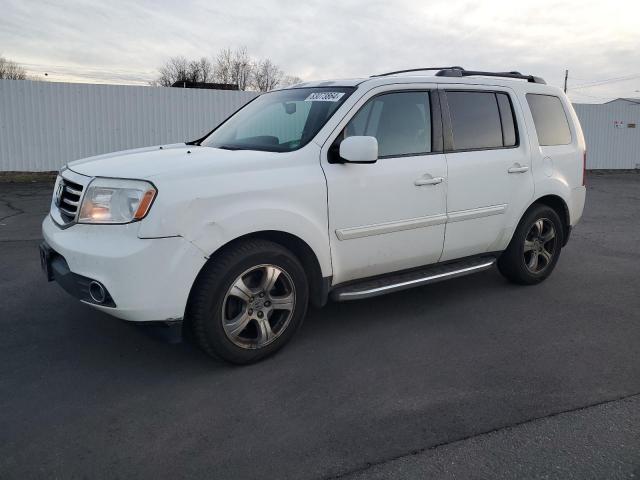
[1,174,639,479]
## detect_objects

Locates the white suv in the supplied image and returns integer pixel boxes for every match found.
[41,67,587,363]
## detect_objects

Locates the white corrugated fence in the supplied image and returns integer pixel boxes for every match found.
[573,102,640,170]
[1,79,639,171]
[0,80,257,171]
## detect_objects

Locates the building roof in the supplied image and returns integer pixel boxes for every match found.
[170,81,238,90]
[605,98,640,105]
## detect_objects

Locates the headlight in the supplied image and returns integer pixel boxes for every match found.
[78,178,157,224]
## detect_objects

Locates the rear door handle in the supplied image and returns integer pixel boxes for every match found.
[415,176,444,186]
[508,164,529,174]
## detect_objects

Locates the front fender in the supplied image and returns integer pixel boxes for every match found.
[136,146,332,277]
[183,204,333,277]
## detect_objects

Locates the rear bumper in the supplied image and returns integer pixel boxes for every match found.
[569,186,586,227]
[41,215,207,322]
[563,226,572,246]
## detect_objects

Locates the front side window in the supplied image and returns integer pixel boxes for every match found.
[526,94,572,146]
[202,87,354,152]
[344,91,431,157]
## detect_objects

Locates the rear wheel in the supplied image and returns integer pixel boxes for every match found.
[498,204,564,285]
[188,239,309,364]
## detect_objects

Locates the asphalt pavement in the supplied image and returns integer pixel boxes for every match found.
[1,173,639,479]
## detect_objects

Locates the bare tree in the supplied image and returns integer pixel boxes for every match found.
[190,57,213,82]
[155,48,301,91]
[213,48,234,84]
[280,75,303,88]
[251,59,284,92]
[231,47,252,91]
[156,56,189,86]
[214,47,253,90]
[156,56,214,86]
[0,56,28,80]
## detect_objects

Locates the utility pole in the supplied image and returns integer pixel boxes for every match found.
[564,69,568,93]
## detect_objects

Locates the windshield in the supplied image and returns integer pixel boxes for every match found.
[201,87,355,152]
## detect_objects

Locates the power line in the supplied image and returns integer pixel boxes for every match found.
[569,73,640,90]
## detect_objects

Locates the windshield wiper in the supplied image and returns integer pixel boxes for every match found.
[214,144,285,152]
[215,145,250,151]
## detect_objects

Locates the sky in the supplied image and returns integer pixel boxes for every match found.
[1,0,639,103]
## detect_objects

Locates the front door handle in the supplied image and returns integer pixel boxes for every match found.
[508,164,529,174]
[415,176,444,186]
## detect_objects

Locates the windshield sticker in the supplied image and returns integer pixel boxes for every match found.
[304,92,345,102]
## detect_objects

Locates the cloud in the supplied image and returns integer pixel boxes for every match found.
[1,0,639,101]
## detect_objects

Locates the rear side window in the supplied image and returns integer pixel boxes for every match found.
[526,94,571,146]
[345,91,431,157]
[446,91,504,150]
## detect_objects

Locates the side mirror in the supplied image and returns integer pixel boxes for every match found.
[338,136,378,164]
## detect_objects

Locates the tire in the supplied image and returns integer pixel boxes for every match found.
[498,204,564,285]
[187,239,309,364]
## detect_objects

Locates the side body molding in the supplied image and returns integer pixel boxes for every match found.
[335,205,507,241]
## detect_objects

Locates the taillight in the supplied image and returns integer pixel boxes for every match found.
[582,150,587,186]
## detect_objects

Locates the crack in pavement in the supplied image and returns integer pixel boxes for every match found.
[0,197,26,224]
[321,392,640,480]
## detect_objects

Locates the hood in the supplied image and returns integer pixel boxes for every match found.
[67,143,281,179]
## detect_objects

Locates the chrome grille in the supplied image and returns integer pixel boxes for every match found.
[57,178,83,221]
[50,169,90,227]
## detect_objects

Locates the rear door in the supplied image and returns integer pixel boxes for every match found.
[439,86,534,261]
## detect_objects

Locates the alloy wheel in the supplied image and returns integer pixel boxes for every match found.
[221,264,296,349]
[523,218,557,274]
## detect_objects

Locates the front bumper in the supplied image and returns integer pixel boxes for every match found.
[41,215,207,322]
[40,241,116,307]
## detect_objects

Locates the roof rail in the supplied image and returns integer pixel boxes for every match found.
[370,66,464,77]
[370,66,546,84]
[435,67,546,84]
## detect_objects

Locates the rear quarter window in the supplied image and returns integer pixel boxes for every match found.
[526,94,572,146]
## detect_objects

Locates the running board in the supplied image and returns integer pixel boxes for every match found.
[331,257,496,302]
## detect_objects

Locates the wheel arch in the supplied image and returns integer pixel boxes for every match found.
[189,230,330,311]
[527,194,571,246]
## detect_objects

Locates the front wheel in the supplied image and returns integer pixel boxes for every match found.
[498,204,564,285]
[187,239,309,364]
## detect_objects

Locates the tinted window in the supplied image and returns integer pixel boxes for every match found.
[526,94,571,146]
[447,91,503,150]
[345,92,431,157]
[202,87,354,152]
[497,93,517,147]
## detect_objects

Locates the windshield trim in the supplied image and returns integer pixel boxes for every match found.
[195,86,357,152]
